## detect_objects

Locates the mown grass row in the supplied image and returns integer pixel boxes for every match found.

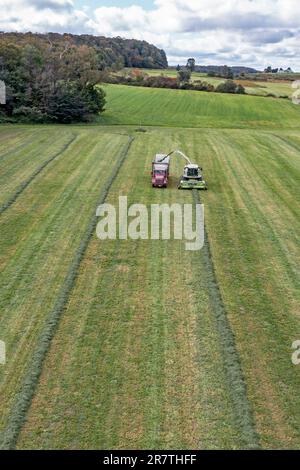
[188,128,300,448]
[194,190,259,449]
[0,134,134,449]
[0,133,76,214]
[0,130,131,448]
[2,86,300,449]
[100,84,300,129]
[0,128,40,161]
[18,130,250,449]
[3,123,300,449]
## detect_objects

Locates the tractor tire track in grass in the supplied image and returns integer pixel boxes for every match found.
[193,189,260,449]
[0,135,134,450]
[0,134,77,215]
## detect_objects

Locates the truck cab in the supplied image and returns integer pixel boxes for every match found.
[152,164,168,187]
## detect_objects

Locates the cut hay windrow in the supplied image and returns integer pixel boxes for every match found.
[1,87,300,449]
[0,135,134,450]
[270,133,300,154]
[0,129,41,162]
[193,190,260,450]
[0,134,77,216]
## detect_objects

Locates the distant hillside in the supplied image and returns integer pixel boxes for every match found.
[193,65,259,74]
[0,32,168,70]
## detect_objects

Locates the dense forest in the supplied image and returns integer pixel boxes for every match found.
[0,32,168,70]
[0,32,168,123]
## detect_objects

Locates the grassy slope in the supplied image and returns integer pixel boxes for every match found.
[101,84,300,129]
[0,128,129,441]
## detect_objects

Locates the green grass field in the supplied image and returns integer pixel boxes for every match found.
[100,84,300,129]
[1,84,300,449]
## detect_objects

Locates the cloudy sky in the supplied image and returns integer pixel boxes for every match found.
[1,0,300,70]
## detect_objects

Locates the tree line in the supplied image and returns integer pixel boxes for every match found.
[0,32,168,123]
[0,32,168,70]
[106,68,246,95]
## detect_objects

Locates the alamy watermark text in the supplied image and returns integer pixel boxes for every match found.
[96,196,204,251]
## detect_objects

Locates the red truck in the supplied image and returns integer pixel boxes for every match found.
[152,154,170,188]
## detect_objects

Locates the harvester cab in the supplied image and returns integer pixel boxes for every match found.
[167,150,207,190]
[183,163,202,179]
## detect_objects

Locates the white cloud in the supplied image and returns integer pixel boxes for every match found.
[0,0,299,70]
[0,0,90,34]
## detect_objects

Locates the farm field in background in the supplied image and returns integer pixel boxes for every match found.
[0,128,129,444]
[0,84,300,449]
[101,84,300,128]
